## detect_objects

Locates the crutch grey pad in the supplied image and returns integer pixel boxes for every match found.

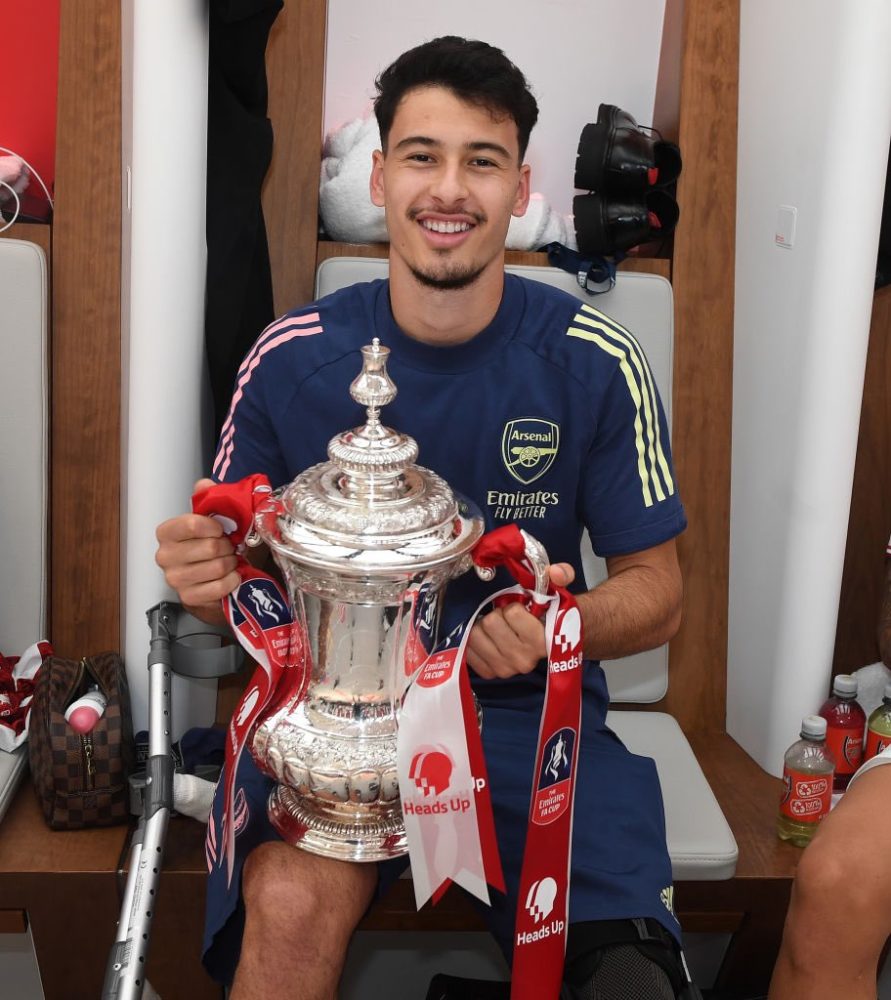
[153,603,245,678]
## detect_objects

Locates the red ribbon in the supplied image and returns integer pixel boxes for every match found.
[472,525,583,1000]
[193,476,307,885]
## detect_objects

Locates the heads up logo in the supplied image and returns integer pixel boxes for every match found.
[554,607,581,657]
[409,748,453,797]
[501,418,560,485]
[525,876,558,923]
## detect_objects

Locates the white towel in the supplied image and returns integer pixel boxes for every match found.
[319,115,576,252]
[173,771,216,824]
[851,661,891,718]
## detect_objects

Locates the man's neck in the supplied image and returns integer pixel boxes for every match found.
[387,257,506,346]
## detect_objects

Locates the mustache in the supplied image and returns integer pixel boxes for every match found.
[408,207,486,225]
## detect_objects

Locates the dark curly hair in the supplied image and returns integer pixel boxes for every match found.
[374,36,539,160]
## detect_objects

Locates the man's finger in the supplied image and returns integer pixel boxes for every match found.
[156,513,225,545]
[548,562,575,587]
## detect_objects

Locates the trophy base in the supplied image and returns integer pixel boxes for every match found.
[268,784,408,862]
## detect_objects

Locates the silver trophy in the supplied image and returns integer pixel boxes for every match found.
[248,340,547,862]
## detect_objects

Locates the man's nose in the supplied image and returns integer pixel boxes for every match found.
[429,162,469,204]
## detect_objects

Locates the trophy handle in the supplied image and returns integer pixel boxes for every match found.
[473,527,550,598]
[248,488,283,548]
[518,529,550,597]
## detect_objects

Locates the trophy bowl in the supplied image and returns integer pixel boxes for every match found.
[248,340,490,861]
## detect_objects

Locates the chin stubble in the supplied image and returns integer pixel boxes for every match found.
[407,261,485,291]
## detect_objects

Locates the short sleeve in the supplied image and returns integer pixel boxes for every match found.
[581,357,686,557]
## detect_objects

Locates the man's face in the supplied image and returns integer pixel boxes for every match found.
[370,86,530,291]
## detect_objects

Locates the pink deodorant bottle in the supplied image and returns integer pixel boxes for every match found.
[64,686,107,734]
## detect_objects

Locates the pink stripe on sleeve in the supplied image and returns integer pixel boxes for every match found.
[213,322,323,479]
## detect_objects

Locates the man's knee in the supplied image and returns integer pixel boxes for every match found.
[562,920,697,1000]
[793,831,884,923]
[242,842,376,937]
[782,829,891,972]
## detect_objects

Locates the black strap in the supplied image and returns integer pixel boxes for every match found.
[540,241,624,296]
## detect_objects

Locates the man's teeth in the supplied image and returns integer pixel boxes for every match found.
[421,220,471,234]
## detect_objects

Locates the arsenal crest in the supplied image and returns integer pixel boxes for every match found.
[501,419,560,484]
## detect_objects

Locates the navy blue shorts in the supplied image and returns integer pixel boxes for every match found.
[202,689,679,985]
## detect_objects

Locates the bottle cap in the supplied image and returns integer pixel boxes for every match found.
[801,715,827,739]
[832,674,857,697]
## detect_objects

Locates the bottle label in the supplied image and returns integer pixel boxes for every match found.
[780,767,832,823]
[865,728,891,762]
[824,728,863,775]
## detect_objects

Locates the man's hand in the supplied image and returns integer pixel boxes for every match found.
[155,478,240,624]
[466,563,574,679]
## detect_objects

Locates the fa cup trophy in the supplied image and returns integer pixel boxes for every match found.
[248,340,546,861]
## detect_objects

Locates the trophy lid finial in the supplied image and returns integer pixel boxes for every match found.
[350,339,397,417]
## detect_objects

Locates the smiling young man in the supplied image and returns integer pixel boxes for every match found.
[156,36,693,999]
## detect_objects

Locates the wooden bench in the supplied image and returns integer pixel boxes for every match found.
[0,731,800,1000]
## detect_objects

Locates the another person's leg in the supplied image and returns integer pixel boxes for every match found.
[770,763,891,1000]
[231,842,377,1000]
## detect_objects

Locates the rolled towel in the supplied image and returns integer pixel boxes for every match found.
[319,114,387,244]
[851,661,891,718]
[506,193,577,251]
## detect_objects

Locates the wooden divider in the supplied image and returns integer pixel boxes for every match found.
[50,0,122,657]
[833,283,891,675]
[263,0,328,316]
[663,0,740,732]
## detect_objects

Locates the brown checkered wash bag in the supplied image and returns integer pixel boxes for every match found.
[28,652,135,829]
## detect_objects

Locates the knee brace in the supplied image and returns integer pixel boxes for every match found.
[561,918,703,1000]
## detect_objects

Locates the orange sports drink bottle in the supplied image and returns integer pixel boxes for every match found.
[777,715,835,848]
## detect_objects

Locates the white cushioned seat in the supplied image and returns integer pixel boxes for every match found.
[0,236,48,822]
[607,711,738,880]
[316,254,738,882]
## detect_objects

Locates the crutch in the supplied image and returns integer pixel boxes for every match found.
[102,601,244,1000]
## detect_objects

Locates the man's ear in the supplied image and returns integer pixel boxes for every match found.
[370,149,385,208]
[512,163,532,218]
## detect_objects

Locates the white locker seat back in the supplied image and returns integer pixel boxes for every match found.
[315,255,738,880]
[0,237,49,819]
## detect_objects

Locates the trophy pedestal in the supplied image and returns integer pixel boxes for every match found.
[267,783,408,862]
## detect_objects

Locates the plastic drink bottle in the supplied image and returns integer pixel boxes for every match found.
[864,683,891,762]
[818,673,866,791]
[777,715,835,847]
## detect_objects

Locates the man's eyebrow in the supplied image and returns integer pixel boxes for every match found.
[392,136,513,160]
[392,135,439,151]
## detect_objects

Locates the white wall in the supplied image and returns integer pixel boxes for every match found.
[727,0,891,775]
[324,0,667,218]
[121,0,217,735]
